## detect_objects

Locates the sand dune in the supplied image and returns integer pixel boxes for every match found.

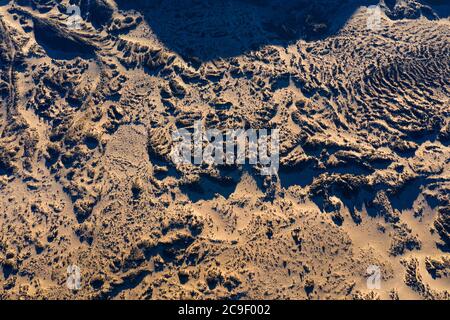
[0,0,449,300]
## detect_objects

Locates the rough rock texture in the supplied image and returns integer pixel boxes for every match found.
[0,0,449,299]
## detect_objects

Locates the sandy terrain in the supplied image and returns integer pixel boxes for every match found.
[0,0,449,300]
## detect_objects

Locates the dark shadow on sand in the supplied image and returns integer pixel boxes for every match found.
[180,167,244,202]
[179,165,266,202]
[115,0,381,62]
